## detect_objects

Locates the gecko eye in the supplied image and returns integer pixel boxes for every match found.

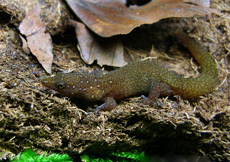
[56,81,66,89]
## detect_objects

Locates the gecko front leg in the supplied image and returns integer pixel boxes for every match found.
[95,97,117,111]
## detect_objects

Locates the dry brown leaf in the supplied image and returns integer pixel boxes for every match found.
[66,0,221,37]
[71,20,126,67]
[19,35,30,54]
[19,5,53,73]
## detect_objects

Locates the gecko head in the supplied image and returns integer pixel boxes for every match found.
[41,73,76,96]
[41,72,101,99]
[41,73,62,90]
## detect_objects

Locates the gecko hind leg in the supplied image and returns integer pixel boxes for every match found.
[142,83,176,106]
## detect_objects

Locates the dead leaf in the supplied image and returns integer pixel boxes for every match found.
[19,4,53,73]
[66,0,221,37]
[71,20,126,67]
[19,35,30,54]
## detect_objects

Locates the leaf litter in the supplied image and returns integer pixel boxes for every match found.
[70,20,126,67]
[66,0,221,67]
[66,0,221,37]
[19,4,53,73]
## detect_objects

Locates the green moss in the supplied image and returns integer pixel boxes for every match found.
[10,149,73,162]
[80,150,146,162]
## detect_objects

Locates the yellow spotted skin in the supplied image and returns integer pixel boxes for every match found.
[41,32,219,111]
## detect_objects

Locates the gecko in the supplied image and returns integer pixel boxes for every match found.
[41,32,219,111]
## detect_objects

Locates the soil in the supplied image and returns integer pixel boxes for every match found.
[0,0,229,161]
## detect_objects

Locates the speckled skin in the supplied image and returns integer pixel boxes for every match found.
[41,32,219,111]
